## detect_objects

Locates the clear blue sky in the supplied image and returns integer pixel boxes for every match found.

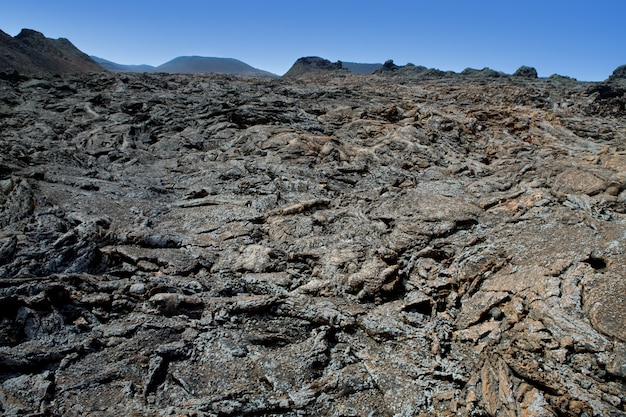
[1,0,624,80]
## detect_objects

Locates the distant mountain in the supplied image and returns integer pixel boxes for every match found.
[0,29,104,76]
[156,56,277,77]
[91,56,156,73]
[91,55,278,78]
[341,62,383,74]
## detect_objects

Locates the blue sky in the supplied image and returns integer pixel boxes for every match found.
[1,0,624,80]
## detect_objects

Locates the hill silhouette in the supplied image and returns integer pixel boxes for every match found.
[0,29,104,76]
[91,56,157,73]
[156,56,277,77]
[91,55,278,78]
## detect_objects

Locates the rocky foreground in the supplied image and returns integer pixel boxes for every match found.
[1,71,625,416]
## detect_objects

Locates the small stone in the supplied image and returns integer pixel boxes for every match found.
[233,244,275,273]
[73,316,88,326]
[149,293,202,314]
[488,307,504,321]
[560,336,574,349]
[129,283,146,295]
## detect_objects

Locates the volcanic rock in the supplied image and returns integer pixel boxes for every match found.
[373,59,401,74]
[607,64,626,82]
[0,66,625,417]
[283,56,345,78]
[373,60,453,78]
[0,29,104,76]
[513,65,538,78]
[461,67,506,78]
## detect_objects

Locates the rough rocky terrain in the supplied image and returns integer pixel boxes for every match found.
[1,68,625,416]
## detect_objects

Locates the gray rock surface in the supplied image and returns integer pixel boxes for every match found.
[0,71,625,416]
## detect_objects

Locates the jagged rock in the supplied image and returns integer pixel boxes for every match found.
[373,59,400,74]
[585,83,626,116]
[461,67,506,78]
[282,56,344,78]
[513,65,539,78]
[373,60,447,78]
[0,70,624,416]
[0,371,55,414]
[607,63,626,82]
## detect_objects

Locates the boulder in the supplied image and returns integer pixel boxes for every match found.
[513,65,538,78]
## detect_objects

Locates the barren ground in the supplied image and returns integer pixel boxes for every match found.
[1,72,625,416]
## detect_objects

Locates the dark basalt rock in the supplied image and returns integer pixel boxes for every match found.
[585,83,626,116]
[0,69,625,417]
[461,66,506,78]
[513,65,538,78]
[283,56,345,78]
[607,64,626,84]
[373,59,401,74]
[374,60,448,78]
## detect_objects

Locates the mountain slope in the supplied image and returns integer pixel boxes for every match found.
[155,56,277,77]
[91,56,156,73]
[0,29,104,75]
[341,61,383,74]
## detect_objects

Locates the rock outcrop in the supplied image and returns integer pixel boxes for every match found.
[513,65,538,78]
[374,60,448,78]
[0,69,625,416]
[282,56,345,78]
[0,29,104,76]
[373,59,402,74]
[461,67,506,78]
[607,64,626,84]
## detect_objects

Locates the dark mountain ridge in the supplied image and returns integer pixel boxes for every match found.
[156,56,277,78]
[0,29,104,76]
